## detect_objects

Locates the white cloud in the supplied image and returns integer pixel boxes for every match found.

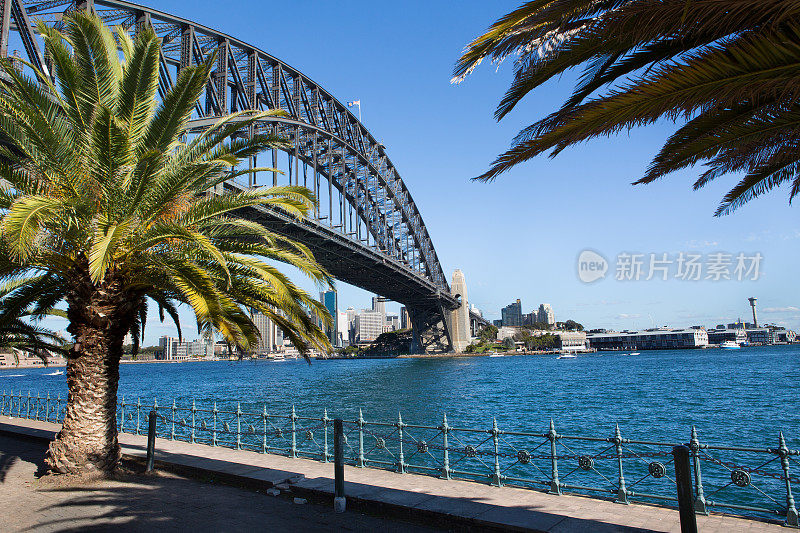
[763,306,800,313]
[616,313,641,319]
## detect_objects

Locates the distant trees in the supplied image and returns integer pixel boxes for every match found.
[561,320,584,331]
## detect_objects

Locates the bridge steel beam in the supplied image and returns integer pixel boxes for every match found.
[9,0,467,352]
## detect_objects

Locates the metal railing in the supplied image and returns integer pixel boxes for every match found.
[1,389,797,527]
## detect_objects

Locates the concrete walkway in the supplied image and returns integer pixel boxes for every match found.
[0,416,789,532]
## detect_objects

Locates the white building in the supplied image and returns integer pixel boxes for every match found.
[252,312,281,354]
[537,304,555,326]
[356,310,383,343]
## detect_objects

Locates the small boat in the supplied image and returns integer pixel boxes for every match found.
[557,353,577,359]
[44,370,64,376]
[489,353,504,358]
[629,352,640,356]
[720,341,740,350]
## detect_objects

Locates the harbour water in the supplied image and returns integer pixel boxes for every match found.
[2,344,798,449]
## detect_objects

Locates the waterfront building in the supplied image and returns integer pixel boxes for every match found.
[386,315,400,331]
[707,328,747,346]
[745,328,771,345]
[252,312,275,354]
[587,329,708,351]
[501,299,522,327]
[727,320,754,330]
[321,290,339,346]
[557,331,587,352]
[493,319,503,327]
[186,339,214,358]
[355,310,383,343]
[537,304,556,326]
[157,336,191,361]
[774,329,797,343]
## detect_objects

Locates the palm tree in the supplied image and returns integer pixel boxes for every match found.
[0,277,67,361]
[0,13,332,473]
[455,0,800,215]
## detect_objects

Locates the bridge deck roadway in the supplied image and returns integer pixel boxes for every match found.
[0,416,786,532]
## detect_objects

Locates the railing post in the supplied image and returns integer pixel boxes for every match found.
[170,399,176,440]
[136,398,141,435]
[397,412,406,473]
[548,419,562,494]
[441,413,451,480]
[673,445,698,533]
[45,392,50,422]
[212,401,218,446]
[491,418,503,486]
[191,400,196,444]
[25,390,30,419]
[779,432,799,527]
[1,390,6,416]
[290,405,297,458]
[323,408,330,462]
[236,402,242,450]
[16,390,21,417]
[613,424,629,504]
[334,418,346,513]
[357,408,365,467]
[120,396,125,432]
[56,394,61,422]
[689,426,708,514]
[262,405,267,453]
[146,410,157,473]
[34,391,40,420]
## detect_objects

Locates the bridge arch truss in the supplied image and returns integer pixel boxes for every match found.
[0,0,474,352]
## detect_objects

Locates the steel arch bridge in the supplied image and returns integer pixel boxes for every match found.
[0,0,484,352]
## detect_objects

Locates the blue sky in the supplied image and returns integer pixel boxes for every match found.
[50,1,800,343]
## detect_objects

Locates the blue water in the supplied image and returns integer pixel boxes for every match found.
[2,345,799,520]
[2,345,798,448]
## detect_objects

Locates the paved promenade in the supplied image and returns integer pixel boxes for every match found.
[0,416,789,532]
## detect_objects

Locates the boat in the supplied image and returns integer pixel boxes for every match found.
[629,352,641,356]
[720,341,740,350]
[557,353,577,359]
[44,370,64,376]
[488,353,504,358]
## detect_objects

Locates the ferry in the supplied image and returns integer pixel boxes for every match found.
[557,353,577,359]
[720,340,740,350]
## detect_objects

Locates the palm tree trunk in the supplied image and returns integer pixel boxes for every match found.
[45,272,136,474]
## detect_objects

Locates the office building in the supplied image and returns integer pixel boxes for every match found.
[321,290,339,347]
[356,310,384,344]
[400,307,411,330]
[557,331,587,352]
[501,299,523,327]
[537,304,555,326]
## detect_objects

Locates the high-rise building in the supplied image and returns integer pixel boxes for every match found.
[321,290,339,346]
[337,310,349,346]
[252,312,280,354]
[345,307,357,344]
[371,296,386,324]
[537,303,555,326]
[356,310,383,343]
[501,299,523,327]
[400,307,411,330]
